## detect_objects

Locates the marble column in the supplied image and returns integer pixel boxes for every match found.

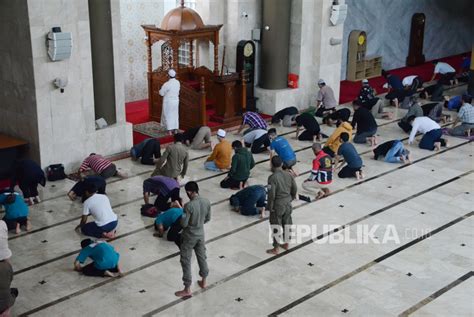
[255,0,344,115]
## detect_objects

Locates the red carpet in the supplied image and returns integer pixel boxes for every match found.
[126,100,270,145]
[339,52,470,104]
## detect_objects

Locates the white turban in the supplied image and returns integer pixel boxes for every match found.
[168,69,176,78]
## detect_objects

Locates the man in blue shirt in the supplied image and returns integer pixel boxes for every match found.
[229,185,266,217]
[382,70,406,108]
[68,175,106,202]
[130,138,161,165]
[334,133,363,179]
[154,201,184,243]
[74,239,122,277]
[0,192,30,234]
[268,128,297,176]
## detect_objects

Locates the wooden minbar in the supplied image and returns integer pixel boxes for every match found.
[142,1,246,131]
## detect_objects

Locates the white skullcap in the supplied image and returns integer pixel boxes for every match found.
[168,69,176,78]
[362,79,369,84]
[317,79,325,85]
[217,129,226,138]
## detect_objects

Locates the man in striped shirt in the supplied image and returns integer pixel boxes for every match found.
[79,153,125,179]
[236,111,267,135]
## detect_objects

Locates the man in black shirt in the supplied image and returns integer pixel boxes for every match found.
[322,108,351,127]
[271,106,299,126]
[351,100,377,145]
[295,113,321,141]
[183,126,212,150]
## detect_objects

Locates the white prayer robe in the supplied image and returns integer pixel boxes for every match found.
[159,78,181,131]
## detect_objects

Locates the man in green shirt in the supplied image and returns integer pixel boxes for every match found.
[266,156,297,255]
[220,140,255,189]
[175,181,211,298]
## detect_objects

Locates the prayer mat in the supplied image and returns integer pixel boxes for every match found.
[133,121,183,138]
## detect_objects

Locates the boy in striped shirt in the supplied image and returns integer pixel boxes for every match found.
[79,153,126,179]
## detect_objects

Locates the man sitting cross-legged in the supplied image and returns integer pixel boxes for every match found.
[204,129,232,172]
[74,239,122,278]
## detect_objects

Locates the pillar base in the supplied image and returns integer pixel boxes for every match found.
[255,87,302,115]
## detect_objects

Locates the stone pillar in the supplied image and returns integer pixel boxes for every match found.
[26,0,132,171]
[88,0,117,124]
[255,0,344,115]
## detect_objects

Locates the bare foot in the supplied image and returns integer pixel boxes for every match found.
[104,270,119,277]
[315,191,325,200]
[280,243,289,250]
[434,142,441,151]
[34,196,41,204]
[102,230,116,239]
[15,223,21,234]
[266,247,279,255]
[444,140,449,147]
[356,171,361,180]
[175,289,192,298]
[26,220,32,231]
[197,279,206,289]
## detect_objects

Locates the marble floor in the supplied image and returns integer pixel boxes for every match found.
[5,87,474,317]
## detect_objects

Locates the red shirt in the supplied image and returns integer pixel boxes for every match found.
[310,151,333,184]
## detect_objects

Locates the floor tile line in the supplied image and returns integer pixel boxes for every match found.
[267,212,473,316]
[9,116,459,241]
[17,150,471,316]
[35,129,300,204]
[142,173,473,317]
[12,140,470,278]
[397,271,474,317]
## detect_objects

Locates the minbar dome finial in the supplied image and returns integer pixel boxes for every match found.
[160,4,205,31]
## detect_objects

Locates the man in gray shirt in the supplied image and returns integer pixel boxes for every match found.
[175,181,211,298]
[315,79,338,117]
[266,156,297,255]
[152,133,189,179]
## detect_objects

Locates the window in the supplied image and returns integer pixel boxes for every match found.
[176,0,196,66]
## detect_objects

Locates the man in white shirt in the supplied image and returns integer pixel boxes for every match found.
[431,61,457,85]
[75,183,118,239]
[407,116,448,151]
[243,129,270,154]
[402,75,424,95]
[160,69,181,134]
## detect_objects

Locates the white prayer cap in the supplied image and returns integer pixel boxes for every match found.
[0,220,12,261]
[317,79,325,85]
[217,129,226,138]
[168,69,176,78]
[362,79,369,84]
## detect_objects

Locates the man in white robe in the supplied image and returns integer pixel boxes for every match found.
[159,69,181,134]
